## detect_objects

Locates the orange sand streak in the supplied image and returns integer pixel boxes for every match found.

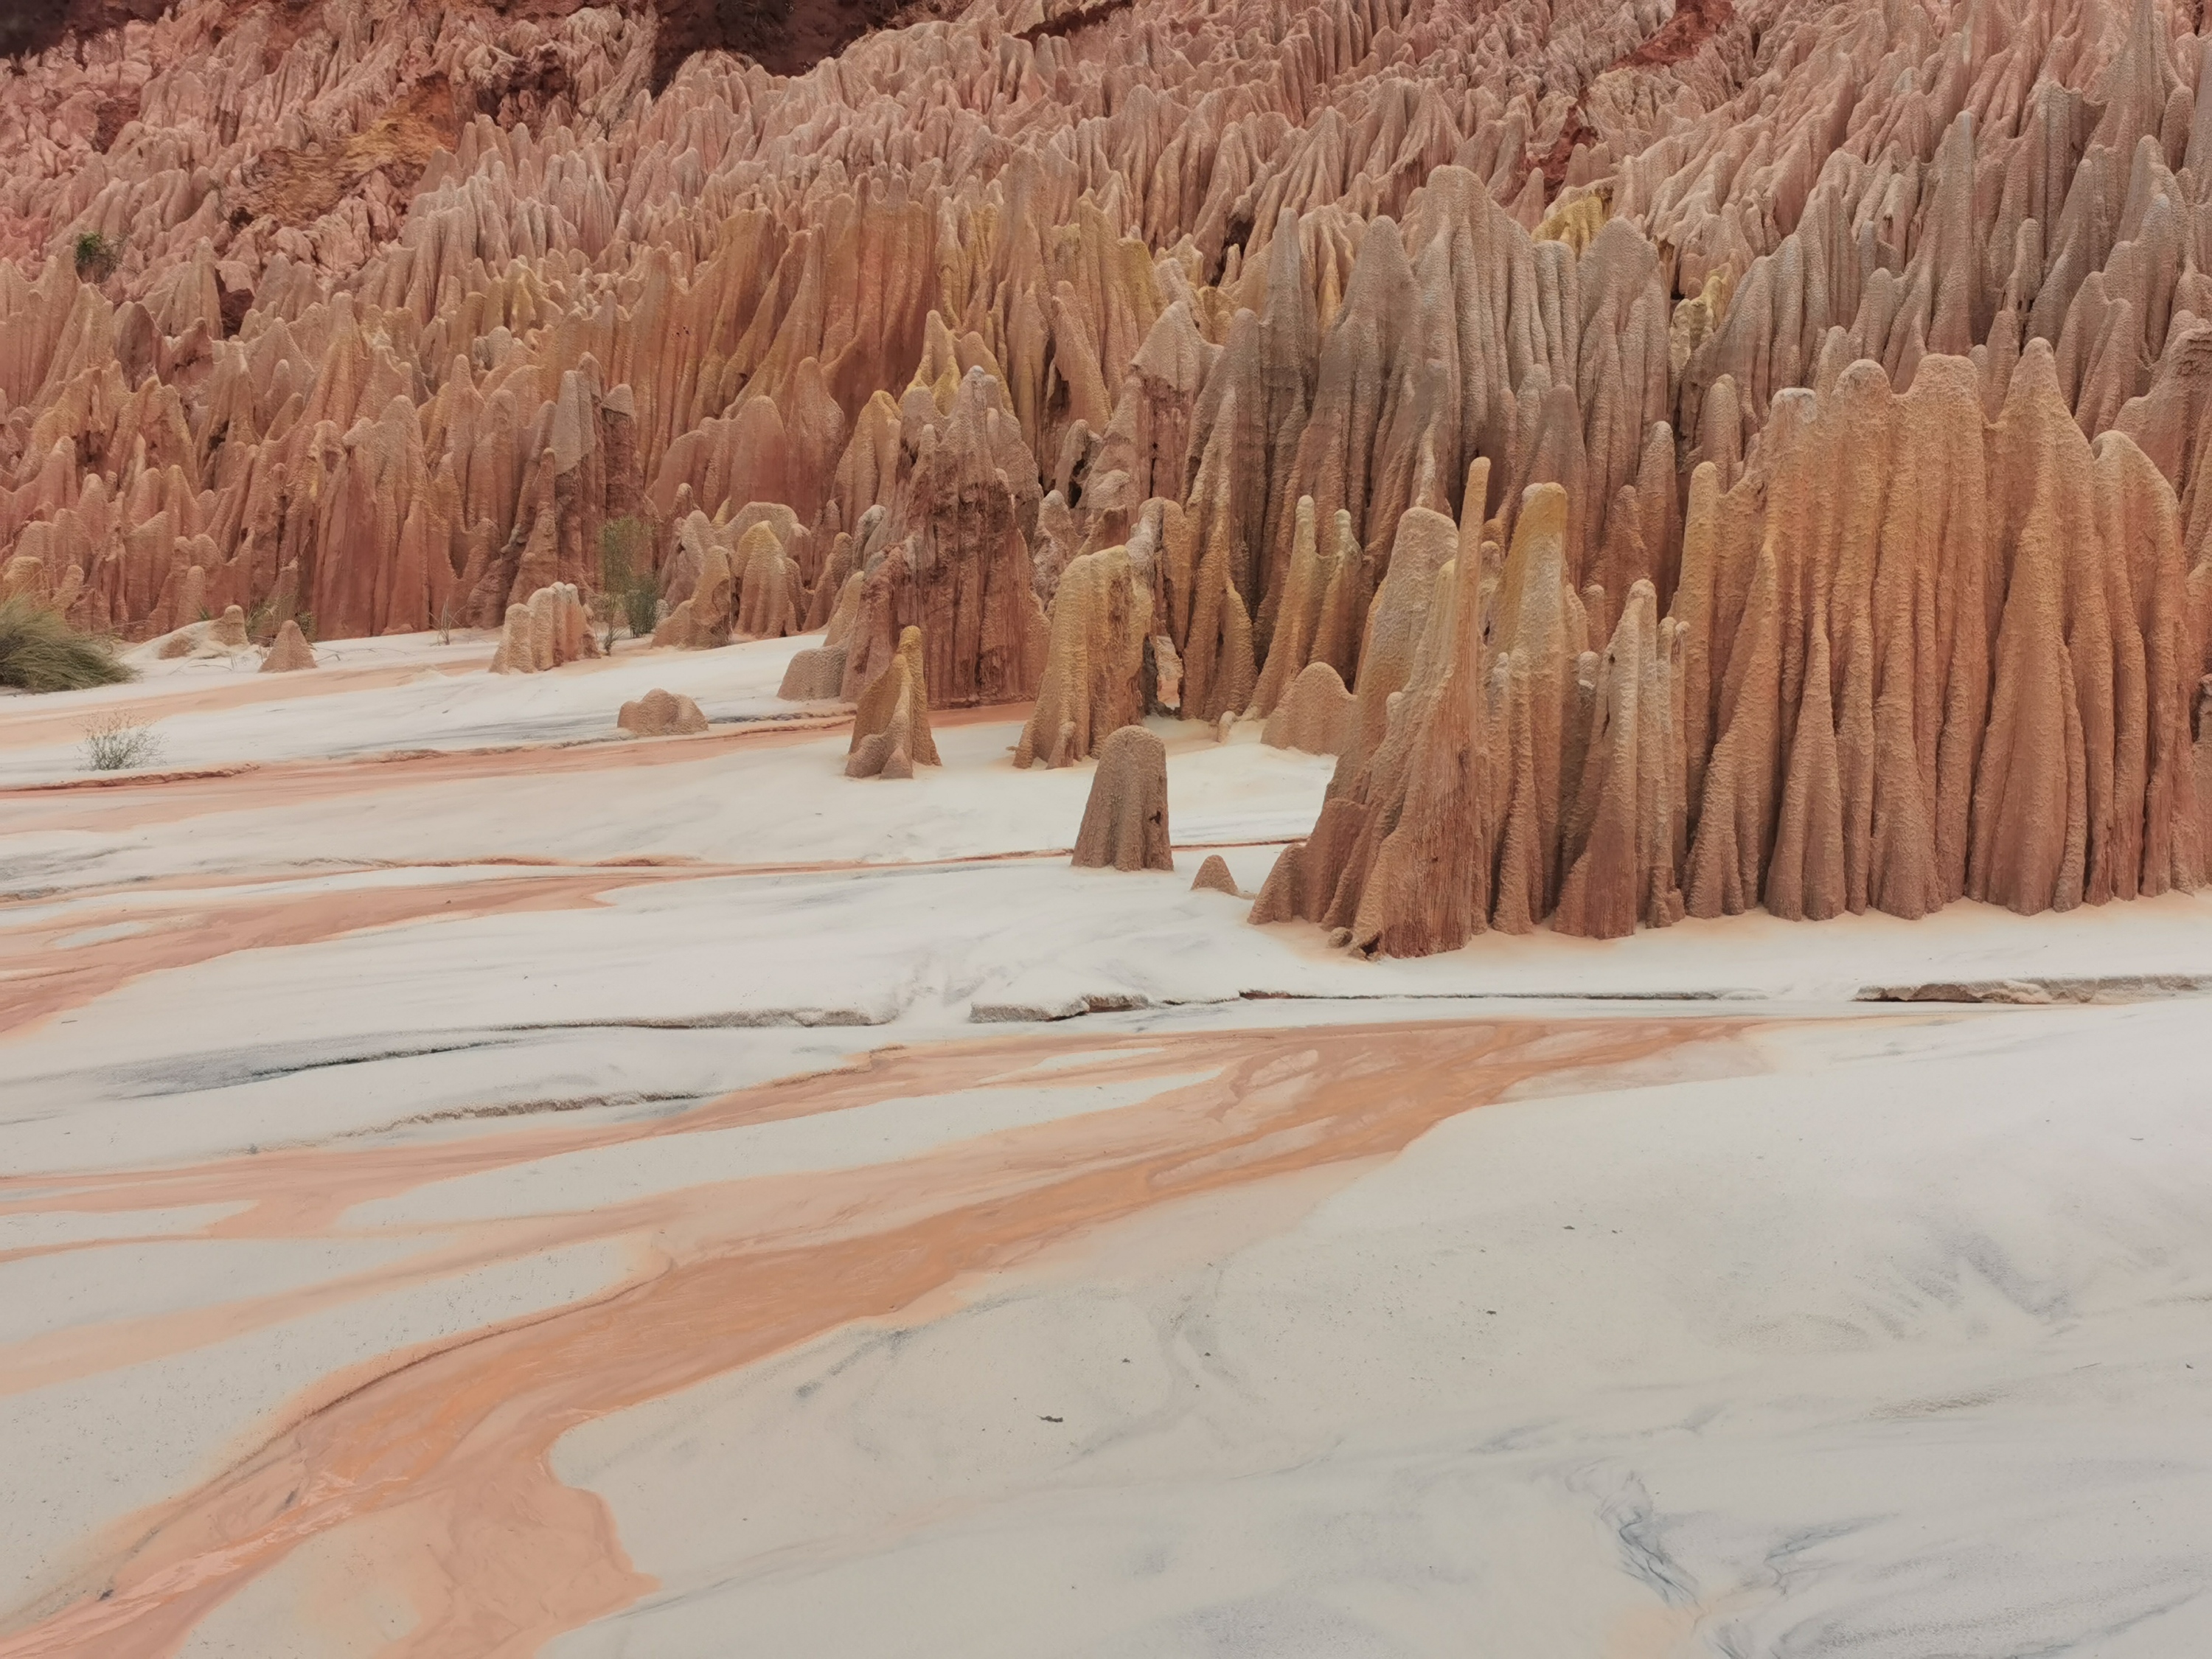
[1,698,1038,834]
[0,658,495,751]
[0,873,640,1037]
[0,1016,1748,1658]
[0,716,852,831]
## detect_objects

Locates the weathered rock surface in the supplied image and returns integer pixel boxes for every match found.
[1261,661,1357,757]
[259,617,316,672]
[1191,852,1241,896]
[1017,545,1150,768]
[616,688,708,737]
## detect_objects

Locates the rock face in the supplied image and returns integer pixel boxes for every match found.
[616,689,708,737]
[259,618,316,672]
[1262,661,1357,757]
[1,0,2209,939]
[846,624,939,779]
[1072,725,1172,872]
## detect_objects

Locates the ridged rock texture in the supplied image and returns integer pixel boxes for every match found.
[490,579,594,672]
[1072,723,1173,870]
[6,0,2212,941]
[1262,660,1358,754]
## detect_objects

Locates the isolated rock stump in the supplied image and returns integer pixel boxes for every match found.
[1073,725,1172,871]
[260,619,318,672]
[618,689,708,736]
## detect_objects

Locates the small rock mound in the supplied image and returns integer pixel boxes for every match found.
[846,624,939,779]
[150,604,256,662]
[209,605,249,649]
[1190,853,1239,895]
[617,688,709,737]
[260,619,318,673]
[1073,724,1172,871]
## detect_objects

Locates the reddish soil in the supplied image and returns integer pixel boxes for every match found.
[1528,0,1735,195]
[648,0,961,88]
[1618,0,1733,69]
[92,90,139,150]
[232,73,465,229]
[1,0,172,61]
[1016,0,1133,44]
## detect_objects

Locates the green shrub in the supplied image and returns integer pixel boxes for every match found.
[0,597,133,692]
[74,230,119,282]
[599,517,661,640]
[621,571,661,640]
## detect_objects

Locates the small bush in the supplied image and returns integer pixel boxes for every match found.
[599,517,661,641]
[621,571,661,640]
[0,597,133,692]
[74,230,119,282]
[82,711,162,771]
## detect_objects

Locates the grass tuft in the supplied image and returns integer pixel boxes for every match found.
[0,597,134,692]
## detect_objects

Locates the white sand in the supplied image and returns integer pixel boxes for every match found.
[5,629,2211,1654]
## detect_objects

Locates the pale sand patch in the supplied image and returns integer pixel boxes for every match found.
[0,1018,1738,1658]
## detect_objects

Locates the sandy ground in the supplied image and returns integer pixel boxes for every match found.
[4,630,2211,1658]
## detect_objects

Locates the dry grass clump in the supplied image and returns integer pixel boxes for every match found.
[0,597,134,692]
[82,710,163,771]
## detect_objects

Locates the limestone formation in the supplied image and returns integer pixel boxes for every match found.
[846,625,939,779]
[616,689,708,738]
[259,619,317,673]
[490,582,595,675]
[2,0,2209,948]
[1071,726,1173,872]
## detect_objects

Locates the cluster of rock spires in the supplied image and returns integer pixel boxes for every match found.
[4,0,2211,946]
